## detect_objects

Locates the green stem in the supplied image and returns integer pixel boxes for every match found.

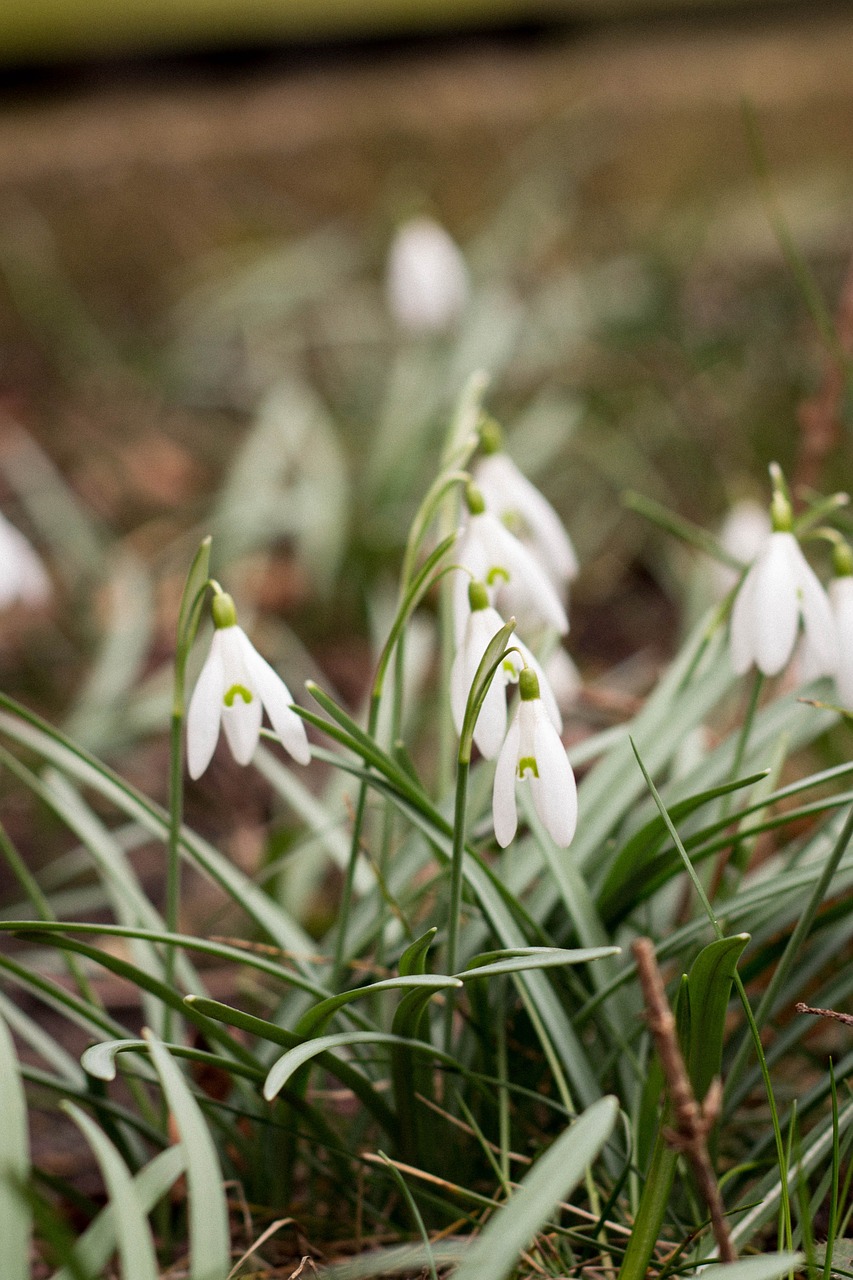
[333,690,381,987]
[163,707,183,1044]
[444,755,470,1053]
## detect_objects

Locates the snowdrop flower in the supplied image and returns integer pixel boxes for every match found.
[729,495,837,680]
[829,543,853,708]
[473,420,578,593]
[711,499,771,599]
[492,667,577,849]
[385,216,470,334]
[187,592,310,779]
[0,511,50,608]
[454,484,569,647]
[451,580,561,760]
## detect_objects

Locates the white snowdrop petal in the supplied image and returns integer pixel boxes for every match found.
[221,692,263,765]
[481,513,569,635]
[750,533,800,676]
[492,716,521,848]
[477,454,578,585]
[530,703,577,847]
[831,577,853,706]
[473,672,508,760]
[794,550,838,678]
[186,635,226,780]
[515,638,563,733]
[241,635,311,765]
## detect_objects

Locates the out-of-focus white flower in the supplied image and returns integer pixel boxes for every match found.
[492,668,577,849]
[729,531,837,679]
[711,499,771,598]
[473,450,578,593]
[0,511,50,608]
[187,593,310,779]
[454,488,569,647]
[385,216,470,334]
[542,646,582,711]
[451,581,561,760]
[830,565,853,708]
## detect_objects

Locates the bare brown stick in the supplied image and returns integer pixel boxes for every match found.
[632,938,738,1263]
[794,247,853,496]
[796,1001,853,1028]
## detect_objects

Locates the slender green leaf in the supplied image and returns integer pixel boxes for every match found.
[145,1031,231,1280]
[451,1095,619,1280]
[0,1010,30,1280]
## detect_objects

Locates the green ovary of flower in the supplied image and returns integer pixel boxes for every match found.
[224,684,253,707]
[517,755,539,779]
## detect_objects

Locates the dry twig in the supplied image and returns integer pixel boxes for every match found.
[632,938,737,1263]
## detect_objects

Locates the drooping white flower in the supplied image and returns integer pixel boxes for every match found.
[473,450,578,593]
[451,581,561,760]
[187,593,310,779]
[453,486,569,648]
[729,530,837,679]
[492,668,577,849]
[385,216,470,334]
[0,511,50,608]
[711,499,772,599]
[829,568,853,708]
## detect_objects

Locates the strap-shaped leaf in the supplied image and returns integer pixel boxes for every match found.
[144,1031,232,1280]
[0,1011,30,1280]
[62,1102,159,1280]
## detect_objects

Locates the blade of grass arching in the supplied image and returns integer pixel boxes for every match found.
[451,1095,618,1280]
[263,1029,463,1104]
[0,948,129,1042]
[11,930,257,1070]
[144,1031,232,1280]
[0,695,319,966]
[185,995,398,1134]
[295,975,462,1038]
[62,1103,160,1280]
[49,1146,185,1280]
[0,918,331,1000]
[0,1011,31,1280]
[726,803,853,1097]
[81,1038,262,1087]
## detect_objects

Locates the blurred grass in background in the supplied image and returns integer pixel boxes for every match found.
[0,4,851,755]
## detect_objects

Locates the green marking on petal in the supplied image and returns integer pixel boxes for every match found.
[487,566,510,586]
[224,683,253,707]
[517,755,539,779]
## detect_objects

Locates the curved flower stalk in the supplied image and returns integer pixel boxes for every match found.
[385,216,470,334]
[187,592,310,779]
[492,667,577,849]
[451,581,561,760]
[473,421,578,594]
[729,478,837,681]
[453,484,569,647]
[0,511,50,608]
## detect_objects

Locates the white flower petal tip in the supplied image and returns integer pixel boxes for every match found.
[474,453,579,589]
[492,697,577,850]
[728,531,837,680]
[385,217,470,334]
[186,623,310,779]
[0,512,51,609]
[711,500,771,599]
